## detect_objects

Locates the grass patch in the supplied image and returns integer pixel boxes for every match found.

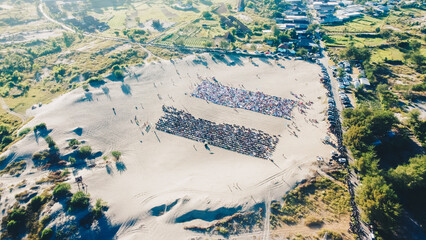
[0,160,26,176]
[4,86,65,115]
[371,47,405,63]
[107,10,127,29]
[270,177,350,229]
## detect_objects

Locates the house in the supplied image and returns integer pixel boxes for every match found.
[359,77,370,86]
[285,0,304,6]
[354,77,371,89]
[320,14,342,24]
[297,37,319,50]
[278,42,294,52]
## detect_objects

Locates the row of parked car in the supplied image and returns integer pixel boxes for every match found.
[318,60,347,165]
[339,91,352,108]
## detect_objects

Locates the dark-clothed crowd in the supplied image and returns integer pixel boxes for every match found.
[155,106,279,159]
[192,80,297,119]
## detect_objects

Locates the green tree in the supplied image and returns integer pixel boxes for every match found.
[345,46,371,62]
[357,175,401,230]
[44,136,56,148]
[296,48,308,57]
[63,32,75,47]
[344,125,374,156]
[40,228,53,240]
[69,139,80,147]
[389,155,426,191]
[379,91,398,109]
[368,110,398,137]
[113,69,124,79]
[354,150,381,176]
[202,11,212,19]
[70,191,90,210]
[53,183,71,199]
[68,156,76,165]
[112,151,122,160]
[79,145,92,158]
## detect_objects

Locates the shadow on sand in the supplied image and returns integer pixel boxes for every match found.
[116,161,127,173]
[121,83,132,95]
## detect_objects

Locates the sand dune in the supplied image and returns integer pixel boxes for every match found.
[0,54,334,239]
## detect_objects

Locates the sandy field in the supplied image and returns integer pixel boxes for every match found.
[0,54,334,239]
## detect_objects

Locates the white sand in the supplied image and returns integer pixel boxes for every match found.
[0,54,334,239]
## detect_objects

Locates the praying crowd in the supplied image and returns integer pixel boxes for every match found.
[191,80,297,119]
[155,106,279,159]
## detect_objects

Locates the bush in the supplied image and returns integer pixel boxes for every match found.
[87,76,105,85]
[52,183,71,199]
[113,69,124,79]
[33,123,47,132]
[70,191,90,210]
[6,220,19,234]
[28,196,44,211]
[357,175,401,230]
[281,215,297,225]
[18,127,31,136]
[68,139,79,147]
[111,151,121,160]
[40,215,51,227]
[304,216,323,227]
[92,198,107,219]
[40,228,53,240]
[68,156,76,165]
[79,146,92,158]
[5,208,26,235]
[318,229,343,240]
[216,226,229,235]
[44,136,56,148]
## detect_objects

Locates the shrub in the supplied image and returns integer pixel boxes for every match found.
[79,146,92,158]
[111,151,121,160]
[87,76,105,85]
[40,215,51,227]
[68,139,79,147]
[6,220,19,234]
[304,216,323,227]
[40,228,53,240]
[33,123,47,131]
[68,157,76,165]
[92,198,107,219]
[28,196,44,211]
[18,127,31,136]
[44,136,56,148]
[70,191,90,210]
[52,183,71,199]
[318,229,343,240]
[5,208,26,235]
[281,215,297,225]
[216,226,229,235]
[113,69,124,79]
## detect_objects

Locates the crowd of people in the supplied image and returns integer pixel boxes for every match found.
[155,106,279,159]
[191,80,297,119]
